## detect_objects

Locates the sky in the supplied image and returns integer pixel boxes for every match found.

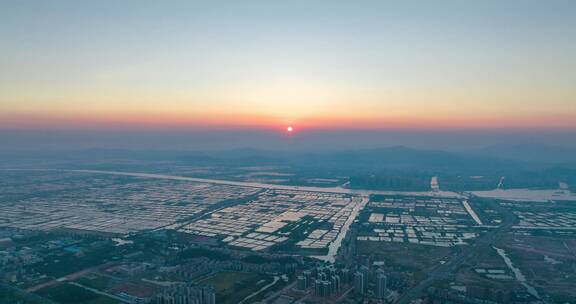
[1,0,575,150]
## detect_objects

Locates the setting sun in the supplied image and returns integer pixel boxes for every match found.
[1,2,576,303]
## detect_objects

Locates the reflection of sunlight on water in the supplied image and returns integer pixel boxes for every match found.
[473,188,576,202]
[112,238,134,246]
[493,246,540,299]
[239,276,280,304]
[462,200,483,225]
[312,196,369,263]
[544,255,560,265]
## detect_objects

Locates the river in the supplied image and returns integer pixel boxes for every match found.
[493,246,540,299]
[311,196,369,263]
[2,169,462,198]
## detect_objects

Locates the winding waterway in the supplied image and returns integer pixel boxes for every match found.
[2,168,461,264]
[311,196,369,263]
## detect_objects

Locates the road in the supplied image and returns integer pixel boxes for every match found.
[69,282,131,303]
[158,189,265,232]
[395,200,517,304]
[239,276,281,304]
[10,169,456,264]
[2,168,462,198]
[311,195,369,263]
[2,168,462,265]
[26,262,116,292]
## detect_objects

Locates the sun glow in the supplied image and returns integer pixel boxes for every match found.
[287,126,294,133]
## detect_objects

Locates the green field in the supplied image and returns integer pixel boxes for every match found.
[35,283,120,304]
[357,241,454,280]
[75,274,112,291]
[199,271,272,304]
[0,286,46,304]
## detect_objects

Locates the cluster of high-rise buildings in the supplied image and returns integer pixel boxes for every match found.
[353,266,388,299]
[153,283,215,304]
[296,266,343,298]
[296,264,389,300]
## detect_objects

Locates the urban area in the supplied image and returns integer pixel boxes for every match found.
[1,169,575,304]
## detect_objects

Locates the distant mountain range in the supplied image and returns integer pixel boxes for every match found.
[469,143,576,164]
[3,143,575,165]
[2,143,575,191]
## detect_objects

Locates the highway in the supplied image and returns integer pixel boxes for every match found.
[395,200,517,304]
[2,168,462,198]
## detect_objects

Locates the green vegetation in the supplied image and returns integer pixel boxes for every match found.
[0,285,48,304]
[439,175,500,191]
[350,174,430,191]
[271,215,328,254]
[75,274,112,291]
[240,255,296,265]
[199,272,272,304]
[27,245,116,278]
[358,241,453,273]
[36,283,119,304]
[178,247,231,261]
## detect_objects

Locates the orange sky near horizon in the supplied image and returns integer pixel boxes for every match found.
[2,110,575,131]
[1,1,575,132]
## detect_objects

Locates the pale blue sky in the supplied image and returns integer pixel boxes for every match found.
[1,0,575,132]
